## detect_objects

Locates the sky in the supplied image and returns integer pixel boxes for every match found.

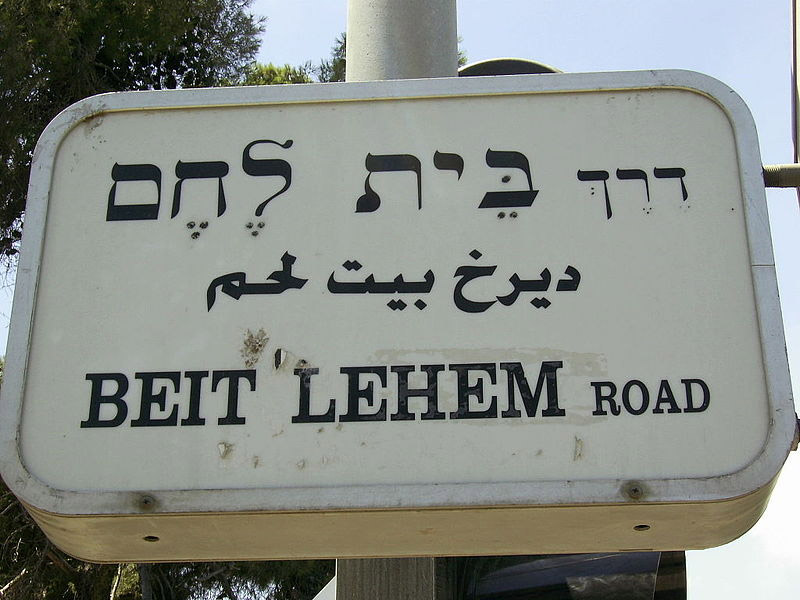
[247,0,800,597]
[1,0,798,597]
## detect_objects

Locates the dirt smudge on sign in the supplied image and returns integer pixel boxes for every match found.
[241,328,268,368]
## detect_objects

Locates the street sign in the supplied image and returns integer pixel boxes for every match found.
[0,71,795,562]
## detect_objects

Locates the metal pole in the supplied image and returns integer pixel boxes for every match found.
[336,558,436,600]
[345,0,458,81]
[337,1,459,598]
[793,0,800,204]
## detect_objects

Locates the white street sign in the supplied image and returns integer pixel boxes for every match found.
[0,71,794,562]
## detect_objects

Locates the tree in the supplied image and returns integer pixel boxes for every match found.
[132,561,334,600]
[239,62,312,85]
[314,34,346,83]
[0,479,125,599]
[0,0,263,264]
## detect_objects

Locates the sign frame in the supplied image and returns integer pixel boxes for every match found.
[0,70,795,562]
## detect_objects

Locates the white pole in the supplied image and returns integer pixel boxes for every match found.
[345,0,458,82]
[338,3,458,598]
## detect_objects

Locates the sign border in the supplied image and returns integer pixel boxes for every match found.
[0,70,794,520]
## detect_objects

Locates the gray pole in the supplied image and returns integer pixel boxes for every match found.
[345,0,458,81]
[337,1,459,597]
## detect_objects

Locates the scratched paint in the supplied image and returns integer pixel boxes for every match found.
[240,328,268,368]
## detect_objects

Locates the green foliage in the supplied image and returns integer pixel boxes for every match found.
[236,560,335,600]
[458,36,468,67]
[239,62,312,86]
[114,564,142,600]
[136,561,334,600]
[0,0,263,263]
[233,33,345,86]
[0,478,120,598]
[314,34,346,83]
[241,31,464,85]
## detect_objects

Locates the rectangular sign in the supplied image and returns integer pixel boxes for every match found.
[0,71,795,562]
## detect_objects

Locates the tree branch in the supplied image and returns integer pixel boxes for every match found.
[0,567,27,596]
[109,564,123,600]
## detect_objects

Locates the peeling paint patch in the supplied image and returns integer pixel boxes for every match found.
[296,459,306,470]
[241,328,268,368]
[252,456,260,468]
[273,348,305,372]
[573,436,584,461]
[274,348,287,369]
[217,442,233,459]
[272,428,285,438]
